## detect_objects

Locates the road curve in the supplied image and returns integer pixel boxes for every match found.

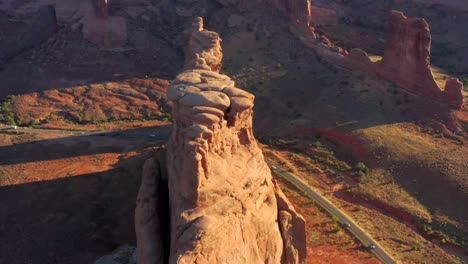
[266,159,397,264]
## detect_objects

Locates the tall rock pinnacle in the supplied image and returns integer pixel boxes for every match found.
[135,17,306,264]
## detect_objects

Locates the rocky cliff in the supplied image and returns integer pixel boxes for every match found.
[135,17,306,264]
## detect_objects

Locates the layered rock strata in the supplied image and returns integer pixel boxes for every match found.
[135,17,306,264]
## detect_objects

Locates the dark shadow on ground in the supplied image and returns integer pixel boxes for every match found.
[0,124,171,166]
[0,154,147,264]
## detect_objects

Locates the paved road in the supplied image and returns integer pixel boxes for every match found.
[1,125,396,263]
[0,125,169,140]
[266,159,397,264]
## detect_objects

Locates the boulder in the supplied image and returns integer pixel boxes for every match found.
[273,0,312,26]
[444,78,464,109]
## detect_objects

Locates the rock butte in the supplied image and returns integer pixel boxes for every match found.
[135,17,306,264]
[344,11,464,108]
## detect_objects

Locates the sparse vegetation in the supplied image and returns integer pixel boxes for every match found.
[353,162,369,177]
[0,96,18,125]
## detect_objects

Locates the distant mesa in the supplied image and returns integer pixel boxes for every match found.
[134,17,307,264]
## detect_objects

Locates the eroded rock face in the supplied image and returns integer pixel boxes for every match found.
[135,17,306,264]
[166,62,285,263]
[444,78,464,107]
[135,158,165,264]
[378,11,440,96]
[184,17,223,72]
[344,11,464,108]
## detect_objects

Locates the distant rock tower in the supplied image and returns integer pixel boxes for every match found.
[345,11,464,108]
[94,0,110,19]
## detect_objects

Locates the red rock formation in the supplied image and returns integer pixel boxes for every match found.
[135,158,165,264]
[273,0,312,26]
[184,17,223,72]
[273,180,307,263]
[444,78,464,107]
[344,11,464,108]
[93,0,110,19]
[136,17,306,264]
[378,11,440,97]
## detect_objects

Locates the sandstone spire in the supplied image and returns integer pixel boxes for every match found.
[135,17,306,264]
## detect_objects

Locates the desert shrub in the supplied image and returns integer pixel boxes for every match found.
[30,118,40,126]
[331,215,340,223]
[313,141,323,148]
[354,162,369,176]
[0,97,17,125]
[333,225,342,233]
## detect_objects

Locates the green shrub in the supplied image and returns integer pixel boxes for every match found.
[354,162,369,176]
[331,215,340,223]
[334,225,343,233]
[313,141,323,148]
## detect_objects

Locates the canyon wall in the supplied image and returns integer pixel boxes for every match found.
[135,17,306,264]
